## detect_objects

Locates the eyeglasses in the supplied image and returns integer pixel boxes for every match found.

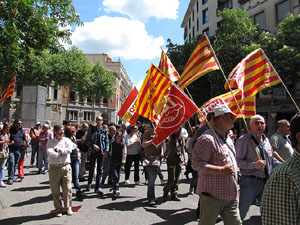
[255,121,265,125]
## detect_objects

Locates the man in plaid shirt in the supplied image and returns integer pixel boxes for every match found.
[261,113,300,225]
[192,105,241,225]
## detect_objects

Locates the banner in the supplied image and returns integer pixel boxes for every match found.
[117,87,139,125]
[0,74,16,107]
[177,34,220,89]
[152,84,198,145]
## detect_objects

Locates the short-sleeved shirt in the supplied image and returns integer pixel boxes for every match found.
[270,132,294,161]
[143,129,161,158]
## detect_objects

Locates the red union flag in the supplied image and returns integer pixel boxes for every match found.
[0,74,16,107]
[152,84,198,145]
[118,87,139,125]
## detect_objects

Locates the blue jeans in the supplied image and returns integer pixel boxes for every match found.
[0,159,7,182]
[38,150,49,171]
[239,176,265,220]
[71,160,81,191]
[88,151,104,191]
[111,163,121,191]
[145,166,159,202]
[30,142,39,165]
[8,150,21,180]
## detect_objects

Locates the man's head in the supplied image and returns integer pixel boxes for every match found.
[35,121,41,129]
[289,113,300,150]
[96,116,103,127]
[42,124,49,132]
[250,115,266,137]
[109,125,116,136]
[212,105,236,131]
[276,119,290,136]
[81,123,89,131]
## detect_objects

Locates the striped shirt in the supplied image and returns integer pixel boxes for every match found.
[192,127,238,201]
[261,150,300,225]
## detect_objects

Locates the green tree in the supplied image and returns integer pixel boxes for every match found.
[88,62,116,107]
[260,13,300,86]
[0,0,81,86]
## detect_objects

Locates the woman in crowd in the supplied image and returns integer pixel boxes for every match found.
[124,125,141,185]
[110,131,127,196]
[64,125,83,201]
[163,127,187,201]
[0,124,13,187]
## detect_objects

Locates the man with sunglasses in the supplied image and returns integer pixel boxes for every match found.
[235,115,281,221]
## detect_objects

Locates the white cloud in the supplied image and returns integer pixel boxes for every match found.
[103,0,179,20]
[70,16,164,60]
[134,79,144,91]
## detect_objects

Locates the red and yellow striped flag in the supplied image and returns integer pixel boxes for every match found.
[198,89,256,122]
[225,48,280,98]
[0,74,16,107]
[135,64,171,121]
[158,49,180,82]
[177,34,220,89]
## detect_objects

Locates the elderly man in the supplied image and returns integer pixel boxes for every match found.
[192,105,241,225]
[270,119,293,162]
[235,115,281,221]
[261,113,300,225]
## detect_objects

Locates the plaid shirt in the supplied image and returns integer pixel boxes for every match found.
[261,150,300,225]
[192,127,238,201]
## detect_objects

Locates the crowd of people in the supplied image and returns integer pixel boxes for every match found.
[0,109,299,224]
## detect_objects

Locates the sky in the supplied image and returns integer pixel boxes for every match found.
[69,0,189,90]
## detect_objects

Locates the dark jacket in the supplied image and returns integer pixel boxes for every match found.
[85,126,109,154]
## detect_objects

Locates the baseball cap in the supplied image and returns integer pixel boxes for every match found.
[213,104,237,117]
[36,121,41,125]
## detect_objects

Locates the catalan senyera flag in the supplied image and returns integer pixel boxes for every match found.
[158,49,180,82]
[135,64,171,121]
[118,87,139,125]
[177,34,220,89]
[198,89,256,122]
[225,48,281,99]
[0,74,16,107]
[152,84,198,146]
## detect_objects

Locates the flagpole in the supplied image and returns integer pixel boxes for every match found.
[207,35,261,159]
[260,48,300,112]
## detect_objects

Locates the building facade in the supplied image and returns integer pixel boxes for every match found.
[182,0,300,43]
[2,54,133,126]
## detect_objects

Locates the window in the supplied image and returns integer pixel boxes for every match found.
[67,110,78,121]
[184,26,188,39]
[254,11,265,29]
[189,33,192,43]
[276,0,291,24]
[189,17,191,29]
[192,26,195,39]
[69,90,76,102]
[202,0,208,4]
[218,0,232,11]
[84,111,95,121]
[103,97,108,104]
[192,9,194,21]
[202,9,208,24]
[203,27,209,36]
[53,88,58,100]
[197,1,199,12]
[197,18,199,31]
[78,95,84,103]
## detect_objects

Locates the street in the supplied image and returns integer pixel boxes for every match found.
[0,158,261,225]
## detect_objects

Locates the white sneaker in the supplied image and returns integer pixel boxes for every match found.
[115,190,120,196]
[0,182,6,187]
[125,180,130,184]
[135,181,141,185]
[160,178,164,184]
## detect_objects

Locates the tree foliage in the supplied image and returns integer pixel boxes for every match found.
[0,0,81,86]
[88,62,116,102]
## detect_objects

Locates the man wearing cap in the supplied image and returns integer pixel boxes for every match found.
[235,115,281,221]
[192,104,241,225]
[30,121,42,168]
